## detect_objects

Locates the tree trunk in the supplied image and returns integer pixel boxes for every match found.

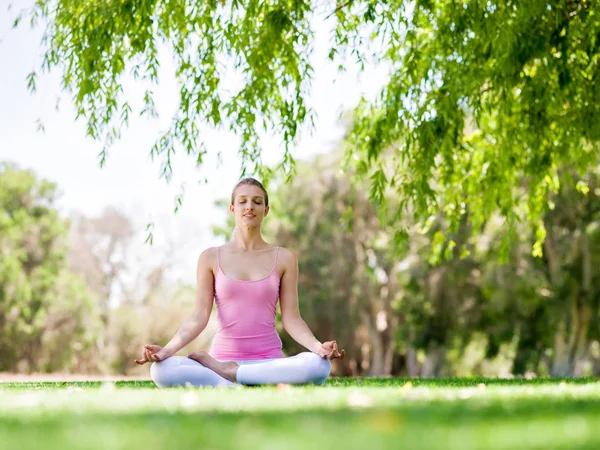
[552,322,571,376]
[420,344,446,378]
[368,331,386,376]
[364,310,396,376]
[384,335,395,375]
[550,230,592,377]
[406,345,419,377]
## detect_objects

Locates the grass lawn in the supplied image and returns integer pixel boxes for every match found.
[1,377,600,449]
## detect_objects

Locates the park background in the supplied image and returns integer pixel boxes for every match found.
[1,0,600,382]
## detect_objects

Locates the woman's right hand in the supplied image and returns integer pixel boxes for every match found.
[134,345,172,365]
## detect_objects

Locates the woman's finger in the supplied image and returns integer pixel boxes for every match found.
[330,348,343,360]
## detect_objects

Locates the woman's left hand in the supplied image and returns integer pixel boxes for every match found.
[314,340,345,360]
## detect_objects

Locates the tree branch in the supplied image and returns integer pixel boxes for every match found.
[325,1,353,19]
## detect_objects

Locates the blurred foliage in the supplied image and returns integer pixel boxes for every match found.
[2,153,600,377]
[0,164,215,374]
[0,163,101,372]
[259,149,600,377]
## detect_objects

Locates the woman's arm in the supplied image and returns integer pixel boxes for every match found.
[148,248,216,361]
[279,248,343,360]
[279,248,322,353]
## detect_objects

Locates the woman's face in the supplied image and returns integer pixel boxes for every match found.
[230,184,269,228]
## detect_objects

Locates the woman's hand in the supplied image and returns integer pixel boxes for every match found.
[134,345,173,365]
[314,340,345,360]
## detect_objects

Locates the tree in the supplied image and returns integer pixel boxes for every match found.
[539,167,600,376]
[262,146,600,377]
[345,0,600,253]
[0,162,101,372]
[263,152,404,376]
[456,163,600,377]
[16,1,600,251]
[67,208,206,374]
[68,208,134,315]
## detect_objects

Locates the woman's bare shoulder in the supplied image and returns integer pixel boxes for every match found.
[276,246,298,267]
[197,247,219,267]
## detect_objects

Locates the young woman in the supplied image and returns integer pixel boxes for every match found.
[135,177,344,387]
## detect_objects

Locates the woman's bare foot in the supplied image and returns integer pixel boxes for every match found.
[188,351,239,382]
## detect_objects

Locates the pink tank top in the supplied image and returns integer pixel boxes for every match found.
[208,246,285,361]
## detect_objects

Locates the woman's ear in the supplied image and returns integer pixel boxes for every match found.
[229,203,234,213]
[264,205,270,217]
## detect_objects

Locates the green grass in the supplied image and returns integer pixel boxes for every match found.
[1,378,600,450]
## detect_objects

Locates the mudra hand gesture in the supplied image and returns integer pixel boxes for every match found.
[315,340,345,360]
[134,345,172,365]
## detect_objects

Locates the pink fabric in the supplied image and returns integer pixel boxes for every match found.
[208,247,285,360]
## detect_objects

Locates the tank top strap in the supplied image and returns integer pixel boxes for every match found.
[273,246,280,269]
[216,246,221,271]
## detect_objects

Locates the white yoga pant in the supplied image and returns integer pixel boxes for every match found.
[150,352,331,388]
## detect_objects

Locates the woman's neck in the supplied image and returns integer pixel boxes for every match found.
[230,227,268,251]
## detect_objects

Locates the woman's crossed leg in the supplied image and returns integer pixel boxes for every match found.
[151,352,331,388]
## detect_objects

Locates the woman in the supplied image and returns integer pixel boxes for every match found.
[135,177,344,387]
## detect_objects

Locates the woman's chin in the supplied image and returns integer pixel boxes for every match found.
[239,219,260,228]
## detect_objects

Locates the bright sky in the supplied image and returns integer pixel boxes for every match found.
[0,2,388,286]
